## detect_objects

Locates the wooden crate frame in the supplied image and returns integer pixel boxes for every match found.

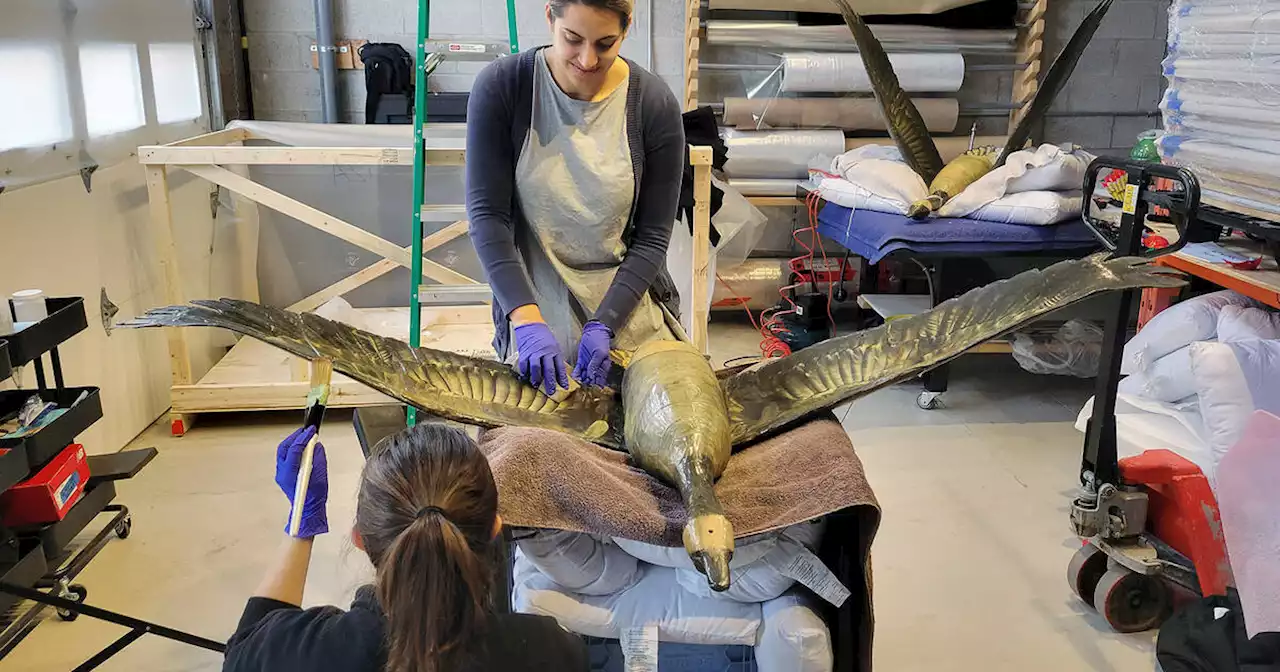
[139,127,716,435]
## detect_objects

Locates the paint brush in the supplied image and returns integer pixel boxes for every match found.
[289,358,333,537]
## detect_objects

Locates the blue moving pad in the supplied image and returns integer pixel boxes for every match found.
[585,637,757,672]
[817,203,1099,263]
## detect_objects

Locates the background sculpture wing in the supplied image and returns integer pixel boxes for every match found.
[998,0,1116,165]
[119,299,623,446]
[830,0,945,184]
[721,255,1184,445]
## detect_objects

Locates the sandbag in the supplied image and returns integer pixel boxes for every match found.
[756,590,833,672]
[1122,290,1259,374]
[938,144,1093,218]
[513,551,763,646]
[1189,340,1280,476]
[1218,304,1280,343]
[963,190,1083,226]
[1120,345,1199,403]
[515,530,641,596]
[614,520,829,604]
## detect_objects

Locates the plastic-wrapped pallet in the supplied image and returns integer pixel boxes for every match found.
[1158,0,1280,218]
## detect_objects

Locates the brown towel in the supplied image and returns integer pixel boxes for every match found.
[481,416,881,672]
[480,417,879,546]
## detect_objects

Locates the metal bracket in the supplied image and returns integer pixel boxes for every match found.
[1070,482,1149,540]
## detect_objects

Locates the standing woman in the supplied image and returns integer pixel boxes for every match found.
[223,424,589,671]
[467,0,686,395]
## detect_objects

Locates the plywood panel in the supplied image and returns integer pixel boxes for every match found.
[0,159,239,453]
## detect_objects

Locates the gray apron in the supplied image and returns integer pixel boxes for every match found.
[507,51,675,368]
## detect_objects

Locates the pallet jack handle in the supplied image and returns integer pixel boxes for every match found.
[1078,158,1202,489]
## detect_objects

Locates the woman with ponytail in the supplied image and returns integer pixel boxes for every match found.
[223,422,589,671]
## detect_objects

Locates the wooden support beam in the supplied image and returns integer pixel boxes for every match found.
[288,220,472,313]
[689,146,713,354]
[144,165,194,386]
[178,164,477,286]
[162,127,250,147]
[138,145,464,166]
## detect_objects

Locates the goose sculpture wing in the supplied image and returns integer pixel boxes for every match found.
[830,0,1117,217]
[721,255,1184,445]
[119,299,623,446]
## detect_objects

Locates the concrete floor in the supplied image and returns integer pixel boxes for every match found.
[3,325,1158,671]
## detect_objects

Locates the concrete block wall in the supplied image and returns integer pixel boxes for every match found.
[1042,0,1170,154]
[244,0,687,122]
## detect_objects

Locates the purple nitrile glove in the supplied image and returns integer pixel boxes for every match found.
[514,322,569,396]
[572,321,613,388]
[275,425,329,538]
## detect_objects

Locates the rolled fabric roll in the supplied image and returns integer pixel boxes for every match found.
[723,129,847,179]
[781,52,966,93]
[723,97,959,132]
[712,259,791,312]
[725,178,802,196]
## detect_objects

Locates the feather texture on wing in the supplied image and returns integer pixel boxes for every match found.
[999,0,1116,165]
[721,255,1184,445]
[118,299,622,446]
[829,0,945,184]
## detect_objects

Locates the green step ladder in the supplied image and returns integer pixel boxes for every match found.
[406,1,520,425]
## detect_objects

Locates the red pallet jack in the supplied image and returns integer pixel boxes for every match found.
[1068,159,1233,633]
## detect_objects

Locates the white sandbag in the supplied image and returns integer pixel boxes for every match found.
[616,520,829,604]
[675,531,827,604]
[962,190,1083,226]
[756,590,833,672]
[1122,345,1199,403]
[1075,394,1214,484]
[1217,304,1280,343]
[512,550,763,646]
[1121,290,1260,374]
[816,145,927,215]
[938,144,1093,218]
[515,530,641,596]
[1189,340,1280,477]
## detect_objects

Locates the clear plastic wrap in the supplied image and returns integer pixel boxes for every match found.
[1160,0,1280,218]
[1011,320,1104,378]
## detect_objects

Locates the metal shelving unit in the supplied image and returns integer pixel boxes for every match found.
[0,297,215,667]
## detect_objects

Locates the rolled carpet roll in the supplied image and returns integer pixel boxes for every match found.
[781,52,966,93]
[725,179,802,196]
[712,259,791,311]
[723,97,959,132]
[723,129,848,179]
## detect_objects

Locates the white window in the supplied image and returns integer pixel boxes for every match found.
[79,42,146,137]
[0,43,73,151]
[150,42,203,124]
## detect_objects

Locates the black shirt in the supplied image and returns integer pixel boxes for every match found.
[223,586,589,672]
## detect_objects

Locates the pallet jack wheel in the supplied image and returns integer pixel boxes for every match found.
[1092,567,1172,633]
[57,584,88,622]
[1066,543,1109,608]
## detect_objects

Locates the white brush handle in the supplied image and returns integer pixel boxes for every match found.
[288,432,320,537]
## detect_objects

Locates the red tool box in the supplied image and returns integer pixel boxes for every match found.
[1,442,89,527]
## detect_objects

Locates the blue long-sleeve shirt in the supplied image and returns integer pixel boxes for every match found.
[465,48,685,336]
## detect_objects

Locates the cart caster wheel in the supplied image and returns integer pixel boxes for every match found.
[57,584,88,622]
[1067,543,1109,608]
[916,392,941,410]
[115,515,132,540]
[1093,567,1172,633]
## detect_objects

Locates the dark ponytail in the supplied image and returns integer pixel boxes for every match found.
[355,424,499,672]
